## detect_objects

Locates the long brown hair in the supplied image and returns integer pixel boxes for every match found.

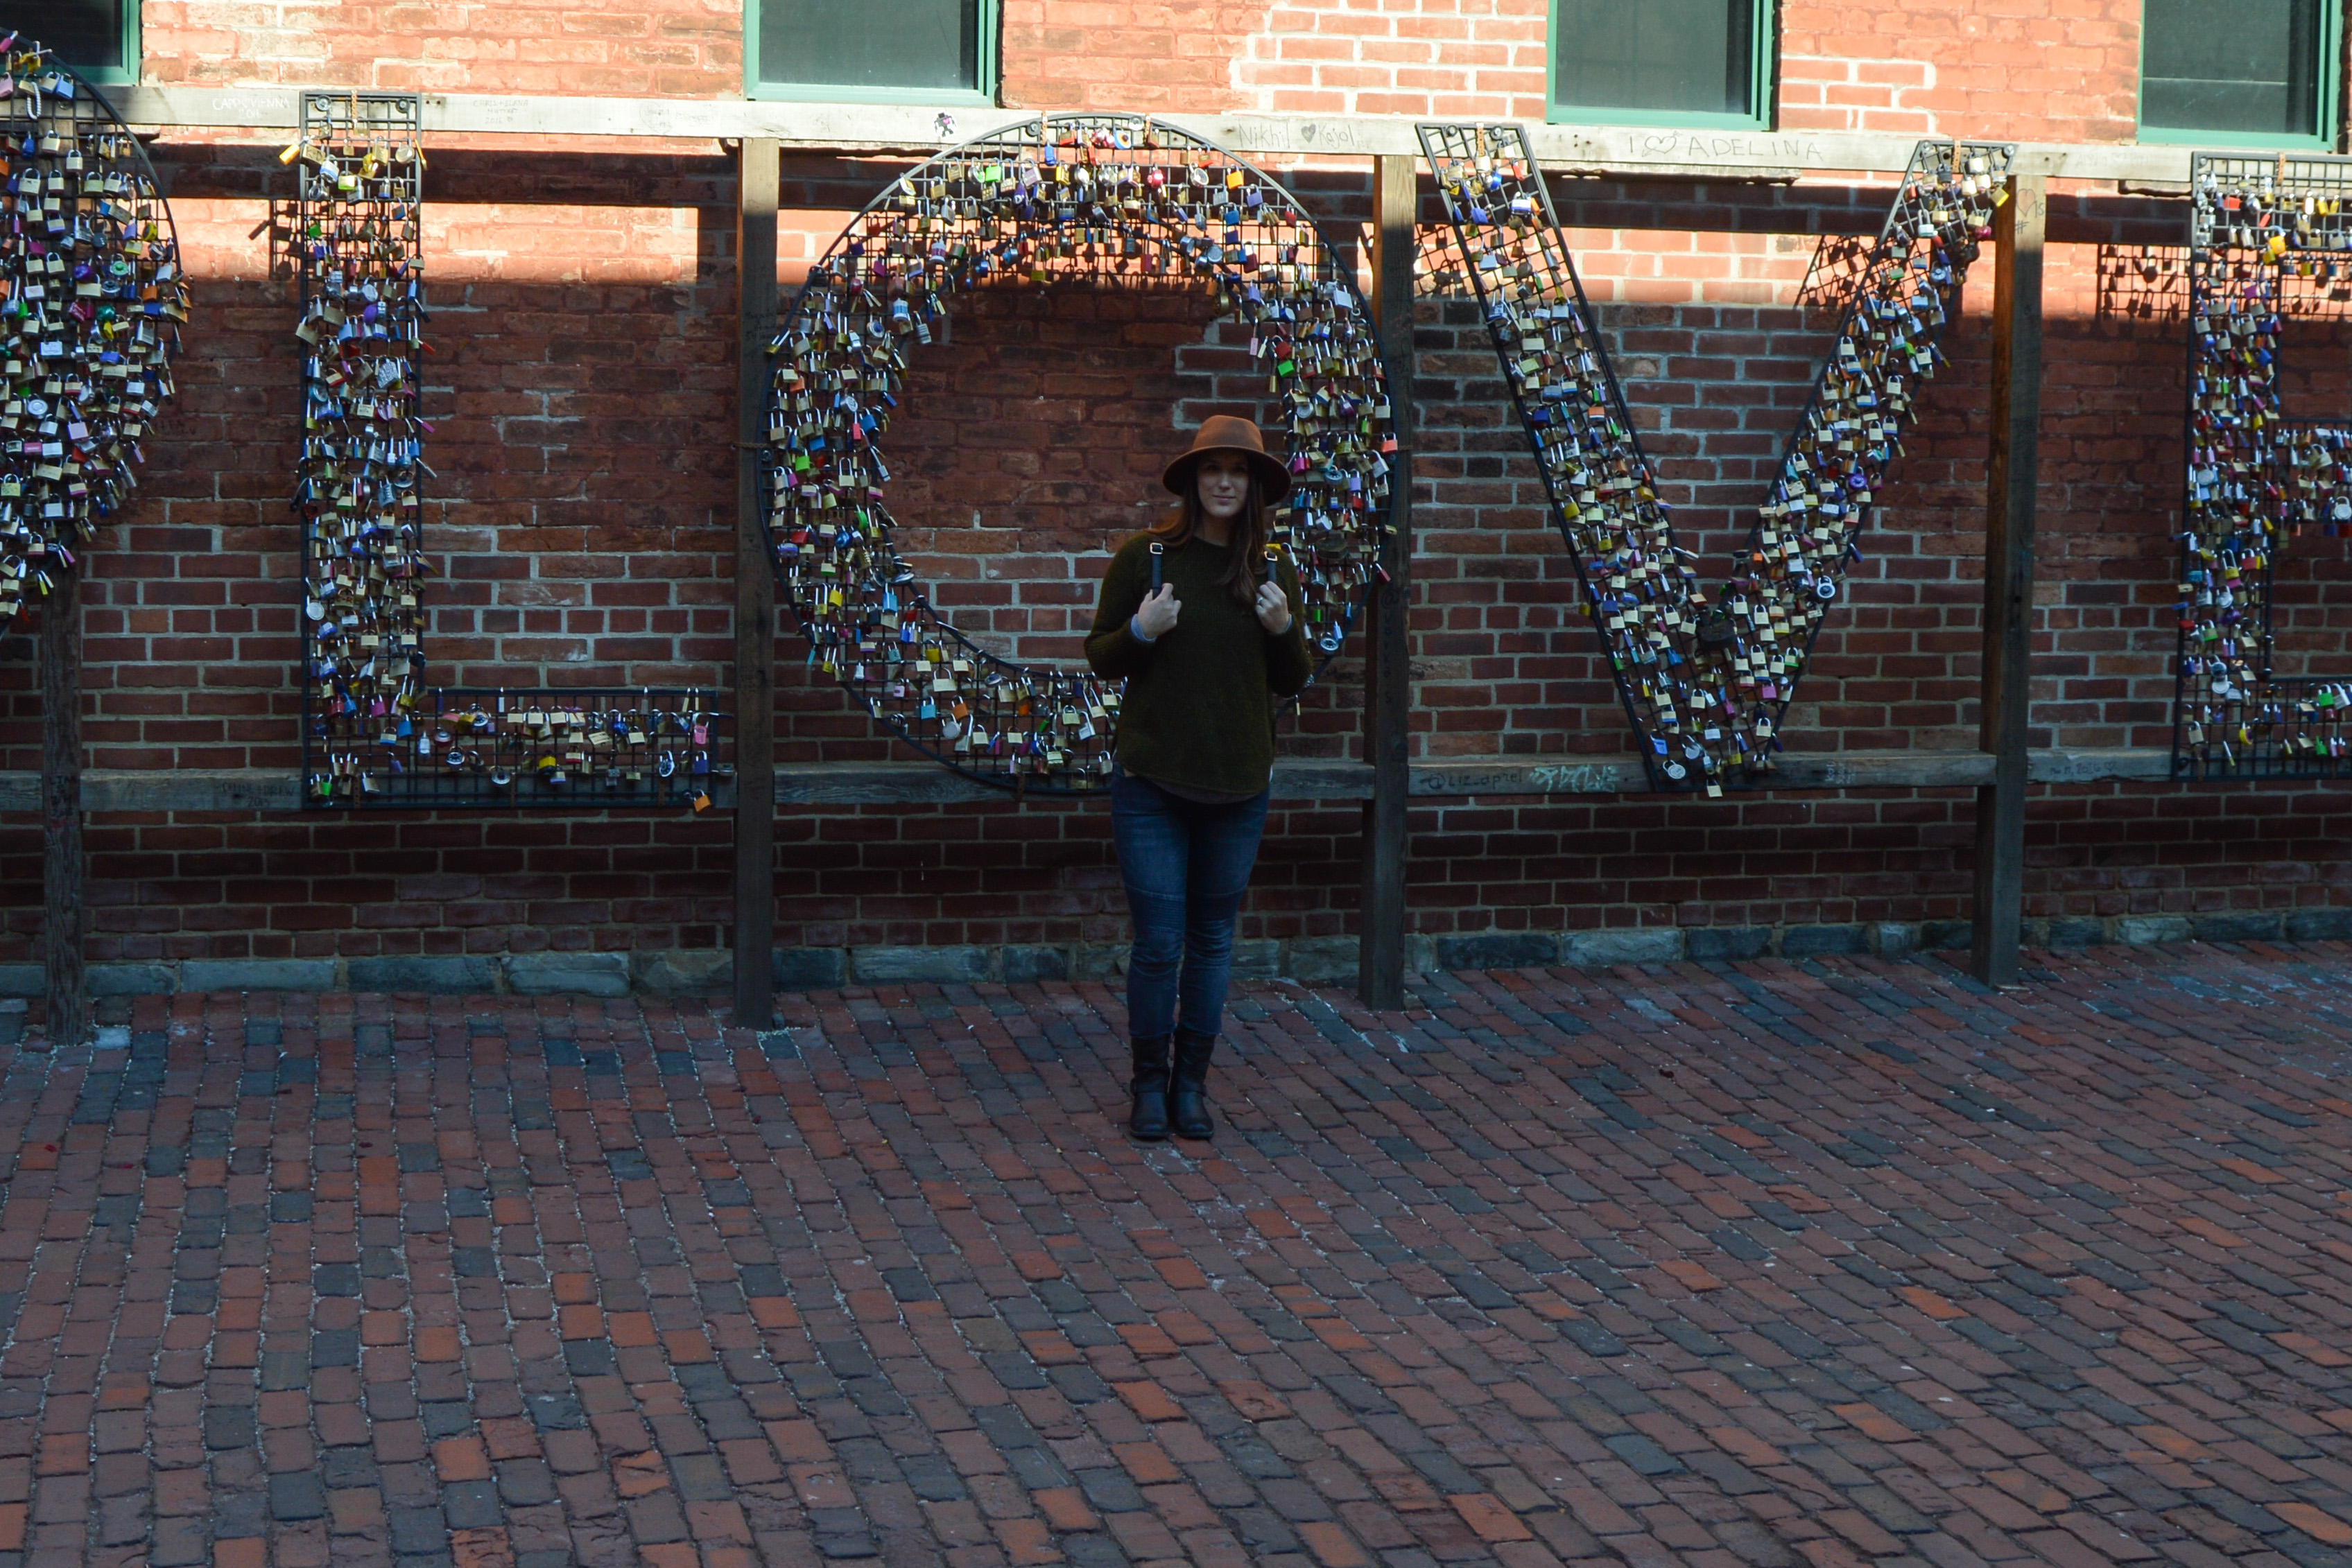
[1148,463,1274,608]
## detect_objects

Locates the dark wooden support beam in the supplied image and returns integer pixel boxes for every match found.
[1358,154,1416,1009]
[1971,170,2046,987]
[0,745,2184,814]
[41,575,85,1047]
[733,137,780,1028]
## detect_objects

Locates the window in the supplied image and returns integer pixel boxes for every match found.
[749,0,994,103]
[2141,0,2341,144]
[15,0,137,84]
[1549,0,1770,128]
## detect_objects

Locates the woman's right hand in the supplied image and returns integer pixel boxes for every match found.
[1134,584,1181,639]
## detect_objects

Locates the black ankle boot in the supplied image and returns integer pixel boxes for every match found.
[1128,1034,1173,1140]
[1170,1028,1216,1140]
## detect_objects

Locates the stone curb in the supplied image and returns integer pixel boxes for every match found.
[9,910,2330,998]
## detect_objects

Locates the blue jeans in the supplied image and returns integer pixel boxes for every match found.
[1112,771,1271,1040]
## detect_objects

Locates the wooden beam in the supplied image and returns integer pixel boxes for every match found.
[103,86,2240,184]
[4,769,303,813]
[0,747,2193,816]
[1358,154,1417,1009]
[1404,748,2172,796]
[770,758,1378,804]
[40,576,85,1049]
[1411,751,1999,796]
[1971,172,2048,988]
[733,137,781,1029]
[0,772,735,813]
[2025,747,2172,784]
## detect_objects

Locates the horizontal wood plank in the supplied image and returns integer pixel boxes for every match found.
[773,758,1379,803]
[2026,747,2176,783]
[1407,750,1999,795]
[103,89,2210,182]
[1409,759,1643,796]
[0,749,2235,811]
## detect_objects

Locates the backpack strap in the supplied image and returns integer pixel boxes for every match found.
[1149,541,1164,593]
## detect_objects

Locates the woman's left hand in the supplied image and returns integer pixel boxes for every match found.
[1254,580,1292,635]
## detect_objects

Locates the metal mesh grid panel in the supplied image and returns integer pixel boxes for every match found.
[311,688,728,807]
[294,92,731,810]
[2175,152,2352,781]
[766,112,1398,795]
[1418,123,2012,793]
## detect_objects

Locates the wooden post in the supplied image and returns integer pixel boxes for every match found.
[1358,155,1416,1009]
[732,137,780,1027]
[1971,170,2046,986]
[41,573,85,1047]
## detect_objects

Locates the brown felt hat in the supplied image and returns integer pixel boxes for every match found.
[1160,415,1291,504]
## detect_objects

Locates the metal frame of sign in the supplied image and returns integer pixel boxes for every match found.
[762,111,1399,794]
[1420,123,2012,793]
[291,89,732,810]
[2173,151,2352,780]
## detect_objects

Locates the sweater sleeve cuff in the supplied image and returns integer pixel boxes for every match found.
[1128,614,1157,645]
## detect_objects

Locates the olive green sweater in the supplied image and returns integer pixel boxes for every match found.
[1084,532,1313,796]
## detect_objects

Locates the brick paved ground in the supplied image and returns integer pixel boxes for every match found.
[0,944,2349,1568]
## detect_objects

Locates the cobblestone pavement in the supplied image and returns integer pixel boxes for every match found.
[1,944,2350,1568]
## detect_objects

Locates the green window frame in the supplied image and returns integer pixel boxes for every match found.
[745,0,998,105]
[2138,0,2344,147]
[1546,0,1773,130]
[26,0,140,87]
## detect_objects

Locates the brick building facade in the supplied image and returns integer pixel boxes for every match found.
[3,0,2346,993]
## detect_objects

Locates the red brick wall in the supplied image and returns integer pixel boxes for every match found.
[2,0,2346,979]
[138,0,2156,141]
[1778,0,2145,139]
[135,0,745,95]
[1000,0,2146,136]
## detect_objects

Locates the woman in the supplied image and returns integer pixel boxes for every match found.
[1086,416,1311,1142]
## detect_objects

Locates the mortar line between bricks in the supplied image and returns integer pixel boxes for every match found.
[1195,1030,1682,1561]
[786,1019,1111,1531]
[701,1039,928,1564]
[15,1039,96,1562]
[555,1014,702,1563]
[548,1013,870,1565]
[795,1014,1518,1565]
[250,1023,320,1568]
[1307,950,2352,1560]
[163,1011,232,1560]
[366,1009,453,1568]
[762,1031,1037,1562]
[189,1017,270,1565]
[123,1025,203,1568]
[18,1042,116,1567]
[12,950,2352,1568]
[85,1095,168,1568]
[747,1030,966,1565]
[1010,1034,1356,1568]
[448,1011,557,1563]
[295,1018,388,1568]
[472,1011,601,1568]
[429,1018,524,1568]
[616,1017,822,1565]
